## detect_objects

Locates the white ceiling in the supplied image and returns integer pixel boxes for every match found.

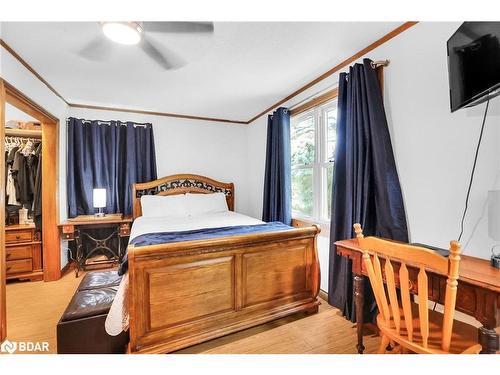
[1,22,400,121]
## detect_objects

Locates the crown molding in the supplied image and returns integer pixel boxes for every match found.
[0,22,418,126]
[68,102,248,124]
[0,39,68,105]
[0,38,247,124]
[247,21,418,123]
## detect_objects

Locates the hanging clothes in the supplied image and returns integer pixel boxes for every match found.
[33,142,43,231]
[12,148,31,207]
[6,146,20,206]
[4,137,42,227]
[26,143,40,207]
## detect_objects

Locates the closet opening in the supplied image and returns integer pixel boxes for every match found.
[0,79,61,341]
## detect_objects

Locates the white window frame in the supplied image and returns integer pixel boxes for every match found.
[291,99,337,224]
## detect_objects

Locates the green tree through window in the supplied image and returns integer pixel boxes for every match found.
[291,99,337,222]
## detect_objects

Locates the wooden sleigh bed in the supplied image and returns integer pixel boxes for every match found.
[126,174,321,354]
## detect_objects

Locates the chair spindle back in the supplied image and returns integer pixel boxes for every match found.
[353,223,461,352]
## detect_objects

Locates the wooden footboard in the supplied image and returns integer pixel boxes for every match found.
[127,225,321,354]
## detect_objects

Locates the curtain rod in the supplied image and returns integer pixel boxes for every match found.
[66,118,150,128]
[371,59,390,68]
[289,59,390,111]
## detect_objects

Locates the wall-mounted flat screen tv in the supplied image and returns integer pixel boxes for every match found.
[447,22,500,112]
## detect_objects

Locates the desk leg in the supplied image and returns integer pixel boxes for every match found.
[479,326,499,354]
[354,274,365,354]
[74,229,83,278]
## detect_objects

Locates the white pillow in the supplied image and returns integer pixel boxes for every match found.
[140,194,189,218]
[185,192,229,216]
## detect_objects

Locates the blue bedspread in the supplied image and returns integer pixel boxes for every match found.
[118,221,292,275]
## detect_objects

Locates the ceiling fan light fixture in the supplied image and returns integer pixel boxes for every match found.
[101,22,143,45]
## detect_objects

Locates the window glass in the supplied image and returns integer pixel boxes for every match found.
[290,97,338,221]
[326,106,337,162]
[326,163,334,219]
[291,115,315,166]
[291,167,314,217]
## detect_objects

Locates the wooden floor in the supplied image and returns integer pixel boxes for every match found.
[176,302,380,354]
[5,270,381,354]
[6,270,83,354]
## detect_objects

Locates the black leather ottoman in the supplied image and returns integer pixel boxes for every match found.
[57,270,129,354]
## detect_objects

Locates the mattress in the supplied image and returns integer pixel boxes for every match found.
[129,211,264,241]
[105,211,267,336]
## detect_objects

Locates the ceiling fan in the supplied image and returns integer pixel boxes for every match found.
[78,21,214,70]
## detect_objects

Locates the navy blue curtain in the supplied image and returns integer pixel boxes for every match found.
[67,117,157,217]
[262,107,292,225]
[328,59,409,322]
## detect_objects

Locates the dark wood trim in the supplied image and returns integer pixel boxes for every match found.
[247,22,418,124]
[0,78,7,342]
[68,102,248,125]
[290,88,338,117]
[1,22,417,126]
[2,80,58,123]
[0,39,247,125]
[0,39,68,105]
[3,82,61,282]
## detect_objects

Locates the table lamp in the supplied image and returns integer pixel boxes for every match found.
[93,188,107,218]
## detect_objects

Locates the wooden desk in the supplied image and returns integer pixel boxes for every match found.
[58,214,132,277]
[335,238,500,354]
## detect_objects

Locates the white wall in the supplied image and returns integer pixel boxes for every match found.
[1,38,70,267]
[246,21,500,294]
[370,22,500,260]
[1,28,250,270]
[4,21,499,283]
[5,102,39,122]
[68,108,251,215]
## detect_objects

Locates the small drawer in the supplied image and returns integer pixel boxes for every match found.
[6,259,33,275]
[61,232,74,240]
[6,244,32,261]
[5,230,33,244]
[119,223,131,237]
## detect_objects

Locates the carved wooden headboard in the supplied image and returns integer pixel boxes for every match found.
[132,174,235,219]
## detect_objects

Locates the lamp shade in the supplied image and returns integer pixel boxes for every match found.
[93,188,107,209]
[488,190,500,241]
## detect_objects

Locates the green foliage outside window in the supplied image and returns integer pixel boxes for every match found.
[291,103,337,220]
[291,116,314,216]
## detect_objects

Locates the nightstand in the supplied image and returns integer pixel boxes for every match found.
[58,214,133,277]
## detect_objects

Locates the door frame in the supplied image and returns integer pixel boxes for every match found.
[0,79,61,341]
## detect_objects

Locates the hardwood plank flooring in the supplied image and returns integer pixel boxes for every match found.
[5,270,82,354]
[176,302,380,354]
[8,270,494,354]
[5,270,380,354]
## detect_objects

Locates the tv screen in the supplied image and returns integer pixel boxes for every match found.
[447,22,500,112]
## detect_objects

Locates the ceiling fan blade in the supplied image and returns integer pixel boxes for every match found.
[143,22,214,34]
[77,36,113,61]
[140,37,186,70]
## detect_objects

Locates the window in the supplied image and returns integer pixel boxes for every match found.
[291,99,338,222]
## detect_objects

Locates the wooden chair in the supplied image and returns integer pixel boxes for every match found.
[353,223,481,354]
